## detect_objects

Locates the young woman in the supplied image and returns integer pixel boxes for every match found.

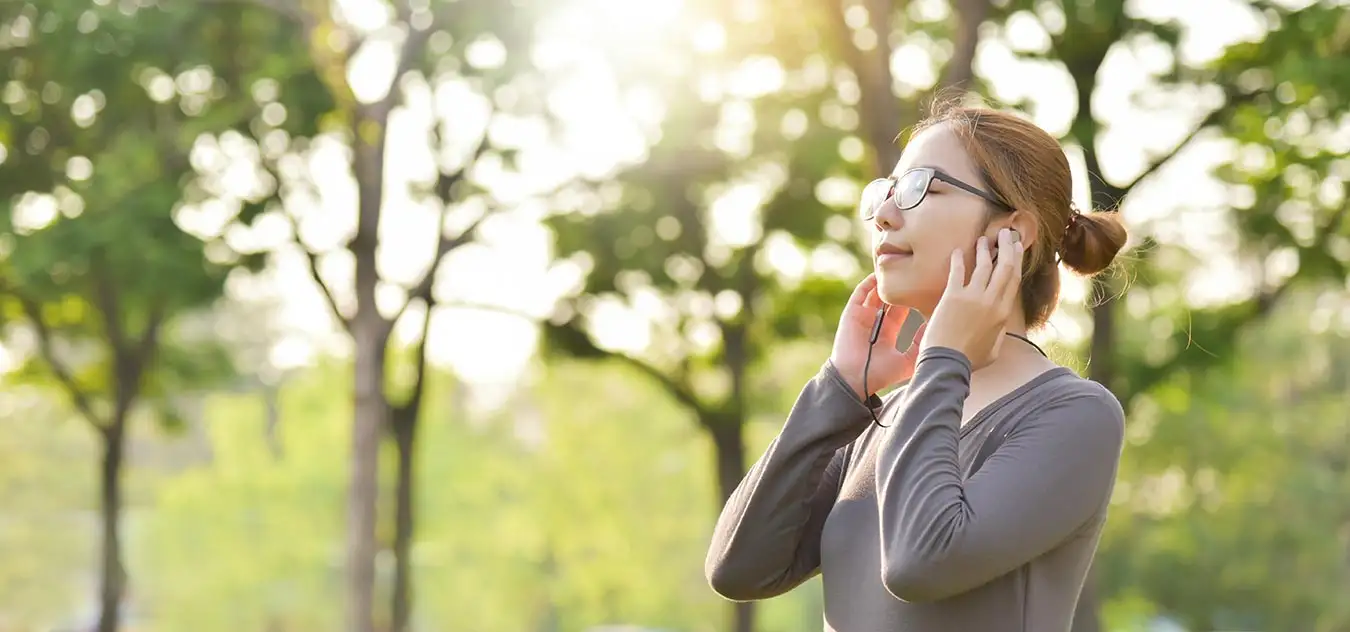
[704,105,1129,632]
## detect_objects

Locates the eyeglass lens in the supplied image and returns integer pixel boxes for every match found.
[859,169,932,219]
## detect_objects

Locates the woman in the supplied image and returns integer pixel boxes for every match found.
[704,105,1129,632]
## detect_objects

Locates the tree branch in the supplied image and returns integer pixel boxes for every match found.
[112,299,167,423]
[372,0,470,118]
[10,290,106,430]
[438,300,708,415]
[938,0,991,93]
[374,1,435,114]
[89,255,128,362]
[282,210,352,332]
[1108,90,1260,204]
[391,135,494,326]
[392,299,434,421]
[192,0,311,28]
[1121,201,1350,403]
[553,320,707,415]
[129,299,167,380]
[826,0,904,169]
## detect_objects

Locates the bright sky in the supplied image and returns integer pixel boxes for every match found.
[0,0,1291,411]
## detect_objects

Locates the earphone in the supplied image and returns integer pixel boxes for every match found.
[864,305,888,427]
[861,227,1041,429]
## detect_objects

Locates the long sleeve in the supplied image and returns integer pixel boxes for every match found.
[705,359,881,601]
[874,347,1124,603]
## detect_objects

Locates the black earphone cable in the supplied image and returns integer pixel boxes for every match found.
[865,306,888,427]
[862,309,1049,429]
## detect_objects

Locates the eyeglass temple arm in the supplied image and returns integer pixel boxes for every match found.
[933,172,1011,210]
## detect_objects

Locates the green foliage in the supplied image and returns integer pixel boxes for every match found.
[138,368,350,632]
[2,2,1349,631]
[521,359,718,630]
[1098,289,1350,630]
[541,0,898,420]
[993,4,1350,626]
[1107,0,1350,403]
[0,0,325,424]
[135,357,828,631]
[0,388,97,629]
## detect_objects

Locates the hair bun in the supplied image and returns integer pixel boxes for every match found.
[1059,210,1128,276]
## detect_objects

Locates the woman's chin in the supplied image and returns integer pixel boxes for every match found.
[876,284,911,307]
[876,277,930,310]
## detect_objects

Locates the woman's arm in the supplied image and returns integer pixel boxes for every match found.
[874,347,1125,603]
[704,359,881,601]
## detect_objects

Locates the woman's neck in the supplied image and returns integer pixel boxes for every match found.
[979,327,1058,386]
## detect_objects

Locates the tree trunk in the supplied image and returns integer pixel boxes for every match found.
[1062,55,1114,628]
[96,421,127,632]
[346,105,390,632]
[941,0,990,93]
[1069,272,1116,632]
[837,0,903,171]
[708,418,752,632]
[348,317,388,632]
[390,414,417,632]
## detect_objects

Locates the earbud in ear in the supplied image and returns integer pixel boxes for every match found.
[991,228,1020,265]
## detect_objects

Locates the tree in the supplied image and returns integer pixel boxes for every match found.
[987,1,1350,626]
[541,1,994,630]
[141,355,745,632]
[1094,287,1350,630]
[0,2,323,629]
[214,0,544,628]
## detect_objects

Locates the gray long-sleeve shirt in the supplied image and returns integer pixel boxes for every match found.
[705,347,1125,632]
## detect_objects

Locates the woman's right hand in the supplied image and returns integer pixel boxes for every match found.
[829,274,924,400]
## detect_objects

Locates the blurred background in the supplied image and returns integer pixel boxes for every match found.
[2,0,1349,630]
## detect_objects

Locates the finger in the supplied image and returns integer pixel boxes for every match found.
[946,249,965,291]
[863,287,885,310]
[878,304,910,340]
[969,236,994,289]
[999,240,1026,313]
[848,273,878,306]
[985,229,1016,301]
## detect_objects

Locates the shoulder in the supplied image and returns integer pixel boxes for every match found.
[1017,370,1125,448]
[1043,371,1123,415]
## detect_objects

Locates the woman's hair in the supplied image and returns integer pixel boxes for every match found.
[909,103,1128,328]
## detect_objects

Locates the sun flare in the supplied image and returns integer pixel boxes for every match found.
[572,0,687,44]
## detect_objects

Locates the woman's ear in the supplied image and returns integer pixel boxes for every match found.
[983,210,1039,248]
[1006,209,1039,250]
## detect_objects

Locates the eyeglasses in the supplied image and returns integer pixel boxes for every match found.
[858,167,1012,221]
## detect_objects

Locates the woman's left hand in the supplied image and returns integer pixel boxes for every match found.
[920,227,1025,371]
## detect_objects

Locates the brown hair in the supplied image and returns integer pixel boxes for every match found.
[909,103,1128,328]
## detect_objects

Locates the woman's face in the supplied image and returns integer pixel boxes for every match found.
[870,123,993,313]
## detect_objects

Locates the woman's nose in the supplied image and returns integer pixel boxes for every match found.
[872,196,903,231]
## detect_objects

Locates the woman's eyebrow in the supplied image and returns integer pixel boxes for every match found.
[890,163,946,178]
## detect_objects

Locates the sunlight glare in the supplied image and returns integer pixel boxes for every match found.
[761,234,806,283]
[692,21,726,53]
[580,0,686,39]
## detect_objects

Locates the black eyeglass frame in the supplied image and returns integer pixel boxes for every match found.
[858,167,1013,220]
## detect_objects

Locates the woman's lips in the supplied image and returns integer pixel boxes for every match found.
[877,252,910,263]
[875,244,912,265]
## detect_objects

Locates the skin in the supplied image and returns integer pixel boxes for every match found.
[829,122,1061,422]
